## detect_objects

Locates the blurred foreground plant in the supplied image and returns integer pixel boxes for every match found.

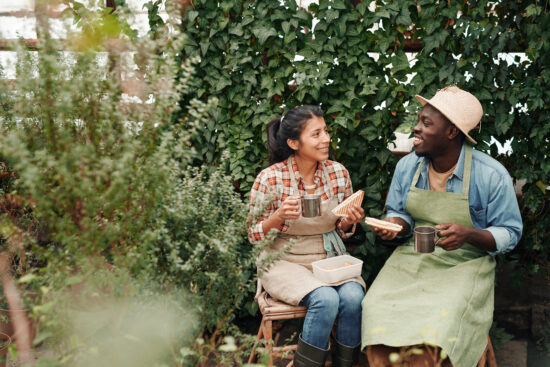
[0,1,265,366]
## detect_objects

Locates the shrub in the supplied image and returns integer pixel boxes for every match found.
[0,1,252,365]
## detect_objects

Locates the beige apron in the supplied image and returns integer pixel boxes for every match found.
[361,146,495,367]
[259,160,366,305]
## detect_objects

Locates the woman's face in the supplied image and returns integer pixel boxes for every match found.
[289,115,331,162]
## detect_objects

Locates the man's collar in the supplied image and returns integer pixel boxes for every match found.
[422,143,466,181]
[452,144,466,181]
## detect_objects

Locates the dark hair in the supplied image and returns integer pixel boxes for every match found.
[266,105,323,165]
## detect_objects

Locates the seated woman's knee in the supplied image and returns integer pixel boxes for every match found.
[309,286,340,314]
[338,282,364,309]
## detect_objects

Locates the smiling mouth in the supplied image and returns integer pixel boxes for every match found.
[413,136,422,146]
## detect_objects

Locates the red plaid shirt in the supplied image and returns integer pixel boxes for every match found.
[248,155,355,243]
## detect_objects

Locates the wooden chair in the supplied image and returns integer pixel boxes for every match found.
[248,279,308,367]
[477,336,498,367]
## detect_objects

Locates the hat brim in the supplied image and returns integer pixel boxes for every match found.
[415,95,477,144]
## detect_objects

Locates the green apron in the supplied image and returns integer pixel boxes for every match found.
[361,146,495,367]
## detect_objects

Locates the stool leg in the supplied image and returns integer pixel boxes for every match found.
[486,337,497,367]
[478,350,487,367]
[263,319,273,367]
[248,317,265,364]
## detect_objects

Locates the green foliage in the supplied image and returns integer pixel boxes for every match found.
[0,1,259,365]
[145,160,263,334]
[178,0,550,278]
[33,267,198,367]
[489,321,514,350]
[1,0,549,364]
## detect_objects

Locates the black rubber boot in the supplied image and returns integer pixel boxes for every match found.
[331,339,360,367]
[293,334,329,367]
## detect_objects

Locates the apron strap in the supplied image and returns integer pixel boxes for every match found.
[462,145,472,196]
[410,160,424,189]
[287,156,300,195]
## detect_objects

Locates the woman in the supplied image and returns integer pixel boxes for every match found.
[248,105,365,367]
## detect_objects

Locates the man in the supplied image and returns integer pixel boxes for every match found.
[361,86,523,367]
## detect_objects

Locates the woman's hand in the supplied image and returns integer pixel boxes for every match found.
[338,205,364,231]
[274,196,301,221]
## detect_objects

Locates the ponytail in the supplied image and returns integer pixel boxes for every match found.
[266,105,324,165]
[267,117,296,165]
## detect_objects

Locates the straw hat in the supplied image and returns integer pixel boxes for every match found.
[415,85,483,144]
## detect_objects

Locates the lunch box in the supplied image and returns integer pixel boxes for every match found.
[312,255,363,284]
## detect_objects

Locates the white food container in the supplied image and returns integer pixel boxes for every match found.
[312,255,363,284]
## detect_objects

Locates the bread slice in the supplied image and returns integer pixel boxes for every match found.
[332,190,364,217]
[364,217,403,232]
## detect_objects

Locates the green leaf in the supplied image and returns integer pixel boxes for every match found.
[396,7,412,25]
[253,27,277,44]
[18,273,37,283]
[200,41,209,56]
[525,4,542,17]
[281,21,291,34]
[186,10,199,22]
[335,116,347,128]
[377,9,391,18]
[325,9,339,23]
[65,276,84,286]
[33,331,53,346]
[284,32,296,44]
[294,9,311,21]
[332,0,348,10]
[214,77,232,91]
[229,23,243,37]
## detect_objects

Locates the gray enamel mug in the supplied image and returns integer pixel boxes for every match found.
[301,194,321,217]
[414,226,441,253]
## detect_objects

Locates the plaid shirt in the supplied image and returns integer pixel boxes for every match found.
[248,155,355,243]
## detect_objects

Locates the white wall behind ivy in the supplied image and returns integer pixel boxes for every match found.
[0,0,167,78]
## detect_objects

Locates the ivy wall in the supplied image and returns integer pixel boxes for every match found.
[177,0,550,280]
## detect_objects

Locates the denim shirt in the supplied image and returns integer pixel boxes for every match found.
[385,144,523,255]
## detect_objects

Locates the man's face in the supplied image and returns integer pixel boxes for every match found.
[413,105,453,158]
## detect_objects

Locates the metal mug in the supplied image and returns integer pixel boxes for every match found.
[414,225,441,253]
[301,194,321,217]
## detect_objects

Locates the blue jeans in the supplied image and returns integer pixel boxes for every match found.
[299,282,364,349]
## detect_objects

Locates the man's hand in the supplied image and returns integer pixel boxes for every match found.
[435,223,471,251]
[371,217,408,241]
[435,223,497,252]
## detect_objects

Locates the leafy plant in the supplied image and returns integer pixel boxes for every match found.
[0,1,222,365]
[176,0,550,282]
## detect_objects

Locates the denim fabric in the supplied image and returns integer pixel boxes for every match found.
[299,282,364,349]
[385,143,522,254]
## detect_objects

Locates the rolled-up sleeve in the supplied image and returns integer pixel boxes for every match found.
[485,171,523,255]
[385,159,414,237]
[248,172,277,244]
